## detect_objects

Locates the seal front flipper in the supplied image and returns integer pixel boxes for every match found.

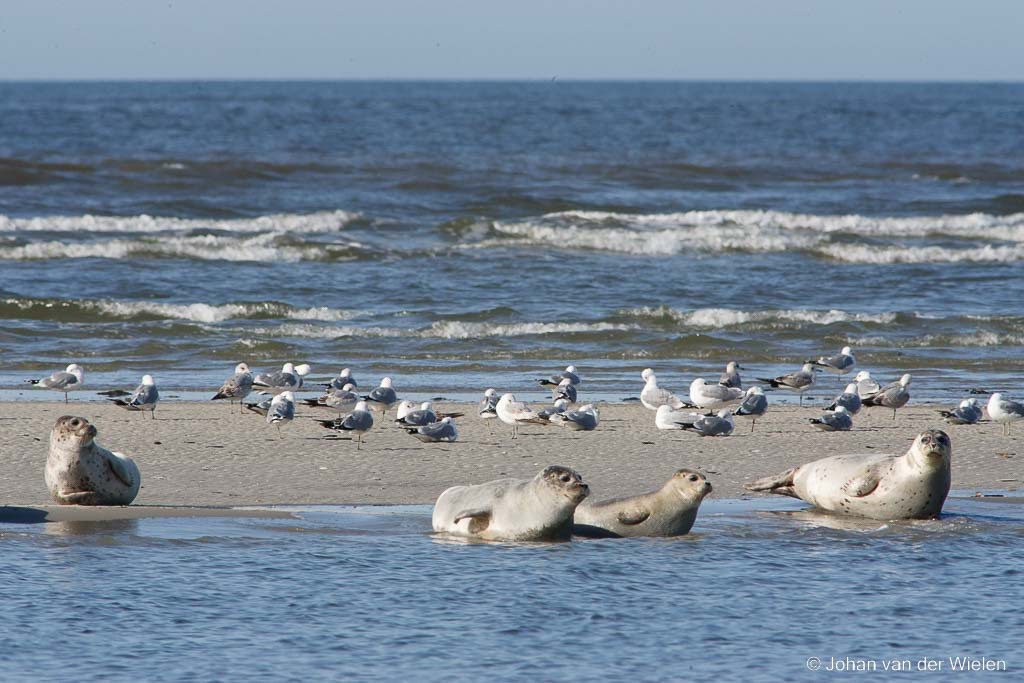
[839,467,882,497]
[744,467,799,498]
[453,508,492,534]
[616,507,651,525]
[106,452,136,488]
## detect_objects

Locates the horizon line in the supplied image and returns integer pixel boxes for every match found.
[2,77,1022,85]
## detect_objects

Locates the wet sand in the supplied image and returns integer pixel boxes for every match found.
[0,400,1020,510]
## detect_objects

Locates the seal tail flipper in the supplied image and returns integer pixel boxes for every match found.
[453,507,492,534]
[106,453,136,488]
[744,468,799,498]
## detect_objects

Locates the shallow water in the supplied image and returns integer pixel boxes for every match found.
[2,82,1024,400]
[2,496,1021,681]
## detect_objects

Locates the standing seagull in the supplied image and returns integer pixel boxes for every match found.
[539,365,580,388]
[640,368,687,411]
[813,346,856,381]
[478,388,500,420]
[757,363,819,405]
[680,410,735,437]
[719,361,743,389]
[212,362,254,413]
[325,367,357,390]
[825,383,862,415]
[253,362,310,394]
[319,399,375,449]
[551,378,577,404]
[110,374,160,418]
[853,370,881,398]
[733,386,768,432]
[861,373,911,419]
[809,405,853,432]
[689,378,744,413]
[363,377,399,413]
[26,363,84,403]
[266,391,295,437]
[986,393,1024,435]
[938,399,983,425]
[495,393,547,439]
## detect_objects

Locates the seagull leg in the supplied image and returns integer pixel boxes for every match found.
[892,408,896,420]
[751,419,755,433]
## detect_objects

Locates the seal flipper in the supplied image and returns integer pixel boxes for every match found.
[106,452,136,488]
[744,467,800,498]
[840,468,882,497]
[616,507,652,525]
[453,508,492,534]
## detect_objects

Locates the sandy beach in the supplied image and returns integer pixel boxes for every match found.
[1,399,1019,509]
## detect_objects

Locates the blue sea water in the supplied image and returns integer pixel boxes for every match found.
[1,81,1023,401]
[1,498,1022,682]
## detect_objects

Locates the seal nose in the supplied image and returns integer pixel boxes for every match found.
[87,424,97,437]
[704,481,713,494]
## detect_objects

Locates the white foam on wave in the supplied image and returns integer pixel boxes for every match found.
[546,209,1024,241]
[1,233,335,262]
[242,321,637,340]
[854,332,1024,347]
[0,210,359,234]
[87,301,361,324]
[816,243,1024,264]
[623,306,899,327]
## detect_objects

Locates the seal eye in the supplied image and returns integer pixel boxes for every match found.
[70,419,80,427]
[559,474,571,483]
[689,474,699,482]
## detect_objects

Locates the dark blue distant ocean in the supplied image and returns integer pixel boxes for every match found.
[1,81,1022,399]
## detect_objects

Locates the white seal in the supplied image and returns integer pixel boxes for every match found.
[573,469,712,537]
[432,466,589,541]
[45,416,141,506]
[745,430,952,520]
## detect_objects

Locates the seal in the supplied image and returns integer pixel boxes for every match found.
[744,430,952,520]
[45,416,141,506]
[573,469,712,538]
[432,465,589,541]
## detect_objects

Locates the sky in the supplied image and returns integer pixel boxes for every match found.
[1,1,1021,81]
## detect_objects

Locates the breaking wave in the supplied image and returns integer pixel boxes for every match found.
[0,298,362,323]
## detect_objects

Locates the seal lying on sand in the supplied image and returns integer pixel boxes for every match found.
[45,416,141,506]
[744,430,951,520]
[573,469,712,538]
[432,466,589,541]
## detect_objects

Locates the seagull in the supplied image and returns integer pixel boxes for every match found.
[853,370,881,398]
[938,398,983,425]
[680,410,735,437]
[396,401,438,427]
[253,362,310,394]
[733,386,768,432]
[689,378,745,412]
[25,363,84,403]
[812,346,856,380]
[987,393,1024,436]
[211,362,253,413]
[539,365,580,387]
[266,391,295,436]
[478,388,500,420]
[809,405,853,432]
[301,383,359,414]
[550,404,600,431]
[407,417,459,443]
[655,404,703,430]
[861,373,911,419]
[109,374,159,418]
[319,399,375,449]
[757,363,819,405]
[825,383,862,415]
[719,361,743,389]
[640,368,687,411]
[537,398,571,422]
[324,367,357,390]
[363,377,398,413]
[495,393,547,439]
[551,377,577,404]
